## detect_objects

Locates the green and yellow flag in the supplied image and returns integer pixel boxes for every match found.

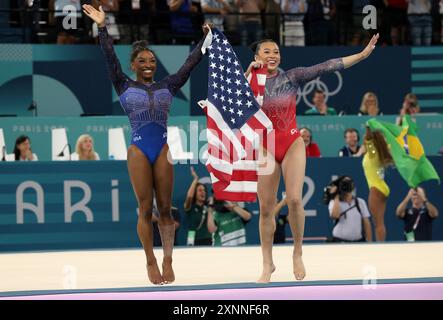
[367,115,440,188]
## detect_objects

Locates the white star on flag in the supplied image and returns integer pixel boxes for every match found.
[198,28,273,201]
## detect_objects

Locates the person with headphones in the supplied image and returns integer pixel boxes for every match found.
[338,128,361,157]
[300,127,321,157]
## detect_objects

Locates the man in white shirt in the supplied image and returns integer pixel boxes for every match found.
[328,176,373,242]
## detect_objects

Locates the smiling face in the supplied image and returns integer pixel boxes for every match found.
[195,184,207,204]
[345,131,359,148]
[255,41,281,75]
[131,50,157,83]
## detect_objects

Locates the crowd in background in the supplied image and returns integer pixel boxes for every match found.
[5,0,443,46]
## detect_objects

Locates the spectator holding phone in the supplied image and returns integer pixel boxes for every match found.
[396,187,439,241]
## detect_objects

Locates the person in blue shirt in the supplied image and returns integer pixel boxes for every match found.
[83,4,210,285]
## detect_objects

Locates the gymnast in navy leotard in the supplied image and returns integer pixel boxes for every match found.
[83,4,210,286]
[98,25,201,164]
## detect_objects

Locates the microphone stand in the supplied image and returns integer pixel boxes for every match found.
[57,144,71,160]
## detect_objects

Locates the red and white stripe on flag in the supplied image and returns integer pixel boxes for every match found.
[200,66,272,202]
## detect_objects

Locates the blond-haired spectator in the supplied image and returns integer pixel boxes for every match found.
[71,134,100,160]
[359,92,382,116]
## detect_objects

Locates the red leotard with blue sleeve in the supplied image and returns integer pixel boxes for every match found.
[262,59,344,162]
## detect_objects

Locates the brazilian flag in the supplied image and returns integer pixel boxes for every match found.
[367,115,440,188]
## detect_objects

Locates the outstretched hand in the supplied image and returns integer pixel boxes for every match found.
[82,4,106,27]
[361,33,379,59]
[190,166,199,180]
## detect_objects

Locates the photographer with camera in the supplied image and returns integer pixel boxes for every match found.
[207,196,252,246]
[325,176,373,242]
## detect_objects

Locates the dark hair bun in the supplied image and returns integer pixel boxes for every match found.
[132,40,149,49]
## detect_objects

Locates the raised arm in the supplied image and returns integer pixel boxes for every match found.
[286,58,344,86]
[83,4,128,95]
[166,24,211,95]
[184,167,199,211]
[287,33,379,85]
[342,34,379,68]
[396,190,413,218]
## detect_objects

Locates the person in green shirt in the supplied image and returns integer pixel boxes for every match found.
[304,90,337,115]
[184,167,213,245]
[207,198,252,246]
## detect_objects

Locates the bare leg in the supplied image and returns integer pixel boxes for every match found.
[281,137,306,281]
[127,145,163,285]
[153,145,175,284]
[256,147,281,283]
[369,187,387,241]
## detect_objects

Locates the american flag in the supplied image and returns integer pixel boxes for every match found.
[198,28,273,202]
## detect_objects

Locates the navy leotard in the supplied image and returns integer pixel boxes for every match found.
[98,26,203,163]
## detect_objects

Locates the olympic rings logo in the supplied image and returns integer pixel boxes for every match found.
[296,71,343,109]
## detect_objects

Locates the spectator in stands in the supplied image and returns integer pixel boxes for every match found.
[328,176,373,242]
[385,0,408,45]
[13,135,38,161]
[338,128,361,157]
[407,0,432,46]
[351,0,372,45]
[91,0,120,43]
[235,0,265,46]
[153,201,181,246]
[304,90,338,115]
[264,0,281,41]
[191,0,206,35]
[49,0,84,44]
[224,0,241,39]
[304,0,336,45]
[207,198,252,246]
[396,187,439,241]
[71,134,100,160]
[168,0,197,44]
[201,0,231,31]
[184,167,213,245]
[272,193,289,244]
[335,0,353,45]
[300,127,322,157]
[359,91,382,116]
[431,0,442,44]
[396,92,420,125]
[280,0,307,46]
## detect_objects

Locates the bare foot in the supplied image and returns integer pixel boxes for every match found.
[162,257,175,284]
[293,254,306,281]
[256,263,276,283]
[147,261,164,285]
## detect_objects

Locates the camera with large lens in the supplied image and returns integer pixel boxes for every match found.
[322,176,355,204]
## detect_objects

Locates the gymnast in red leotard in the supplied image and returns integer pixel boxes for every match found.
[244,34,380,283]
